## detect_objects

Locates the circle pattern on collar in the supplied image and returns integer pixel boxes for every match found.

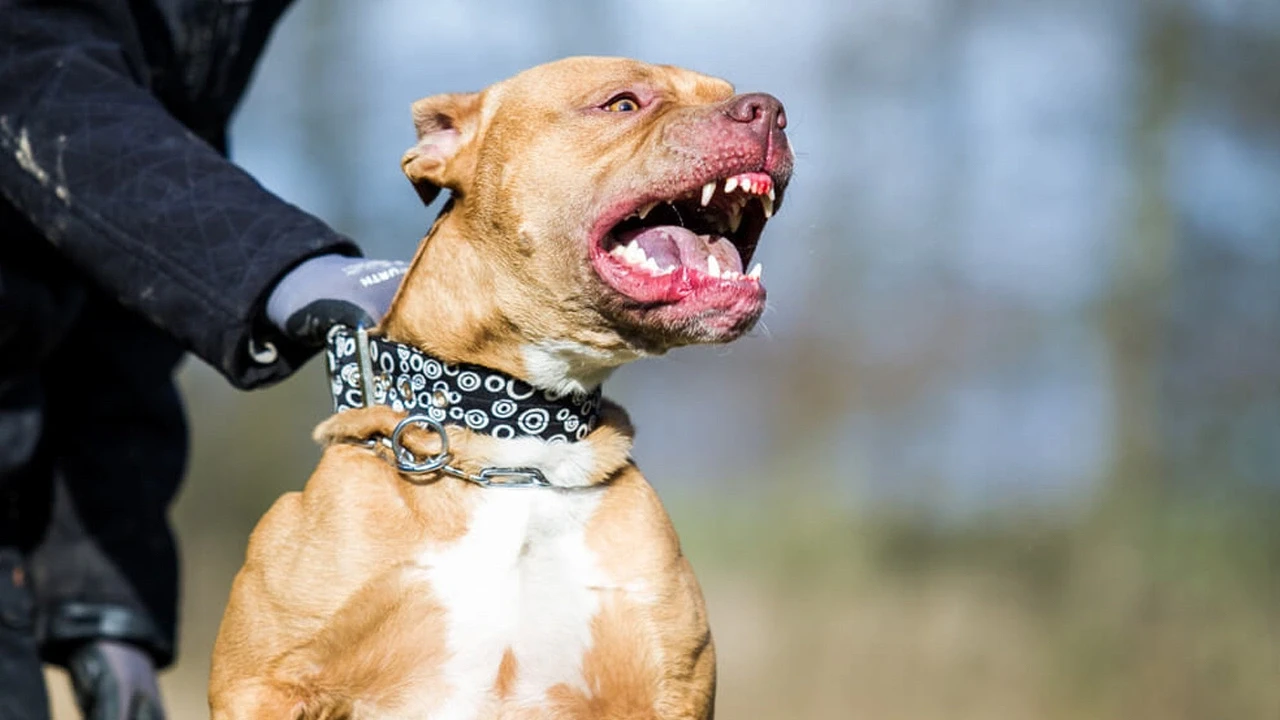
[325,326,600,443]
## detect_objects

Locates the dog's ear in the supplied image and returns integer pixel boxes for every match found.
[401,92,482,205]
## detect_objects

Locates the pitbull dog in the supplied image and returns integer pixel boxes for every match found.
[209,56,792,720]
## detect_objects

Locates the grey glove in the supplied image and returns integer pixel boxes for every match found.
[266,255,409,345]
[67,640,165,720]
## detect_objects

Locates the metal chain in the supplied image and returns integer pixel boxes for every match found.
[384,415,551,488]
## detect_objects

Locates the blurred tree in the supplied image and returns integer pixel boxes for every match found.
[298,0,360,235]
[1103,1,1187,501]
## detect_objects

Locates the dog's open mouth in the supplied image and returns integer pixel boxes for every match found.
[591,171,776,304]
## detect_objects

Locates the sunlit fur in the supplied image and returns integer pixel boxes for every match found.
[208,56,791,719]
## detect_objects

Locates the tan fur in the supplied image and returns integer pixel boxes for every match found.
[380,58,742,375]
[211,56,789,719]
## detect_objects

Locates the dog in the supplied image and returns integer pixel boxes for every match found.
[209,56,792,720]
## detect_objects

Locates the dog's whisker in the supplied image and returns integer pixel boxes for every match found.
[752,319,775,341]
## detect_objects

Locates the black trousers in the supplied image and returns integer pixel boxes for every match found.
[0,244,186,719]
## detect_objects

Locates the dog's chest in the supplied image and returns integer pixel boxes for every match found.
[410,487,609,716]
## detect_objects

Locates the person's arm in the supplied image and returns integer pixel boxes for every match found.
[0,3,361,388]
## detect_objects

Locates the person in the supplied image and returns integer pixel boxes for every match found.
[0,1,409,718]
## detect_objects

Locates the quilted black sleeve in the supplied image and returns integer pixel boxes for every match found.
[0,3,360,389]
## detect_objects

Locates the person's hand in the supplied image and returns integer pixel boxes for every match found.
[266,255,408,345]
[66,640,165,720]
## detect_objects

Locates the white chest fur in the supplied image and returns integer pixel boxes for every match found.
[412,483,608,718]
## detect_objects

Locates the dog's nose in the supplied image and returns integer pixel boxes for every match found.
[725,93,786,132]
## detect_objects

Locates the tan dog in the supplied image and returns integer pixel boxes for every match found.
[209,56,792,720]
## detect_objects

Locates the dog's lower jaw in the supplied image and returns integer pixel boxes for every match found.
[378,213,652,397]
[379,195,760,397]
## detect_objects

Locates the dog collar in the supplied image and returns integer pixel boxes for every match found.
[324,325,602,443]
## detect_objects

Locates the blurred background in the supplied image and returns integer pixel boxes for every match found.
[45,0,1280,717]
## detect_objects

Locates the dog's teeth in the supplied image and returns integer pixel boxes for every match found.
[642,257,662,274]
[707,255,721,277]
[748,263,762,279]
[638,201,657,219]
[700,182,715,207]
[728,205,743,233]
[761,194,774,219]
[624,240,648,266]
[768,186,776,201]
[724,176,739,194]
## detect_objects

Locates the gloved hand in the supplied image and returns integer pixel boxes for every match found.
[66,640,165,720]
[266,255,409,346]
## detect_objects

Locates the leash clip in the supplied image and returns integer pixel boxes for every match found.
[390,415,551,488]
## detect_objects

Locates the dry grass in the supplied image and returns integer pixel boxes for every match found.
[45,489,1280,719]
[41,372,1280,718]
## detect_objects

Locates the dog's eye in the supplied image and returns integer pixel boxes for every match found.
[602,94,641,113]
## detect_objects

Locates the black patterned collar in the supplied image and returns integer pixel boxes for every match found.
[324,325,602,443]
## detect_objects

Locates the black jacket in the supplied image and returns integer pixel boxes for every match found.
[0,0,359,388]
[0,0,361,675]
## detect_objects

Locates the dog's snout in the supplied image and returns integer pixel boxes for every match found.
[725,93,786,132]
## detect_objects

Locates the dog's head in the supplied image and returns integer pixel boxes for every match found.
[395,57,792,382]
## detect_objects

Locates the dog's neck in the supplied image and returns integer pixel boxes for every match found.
[378,202,636,396]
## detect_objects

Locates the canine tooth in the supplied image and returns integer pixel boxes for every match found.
[768,186,776,201]
[748,263,762,279]
[724,176,739,194]
[707,255,721,277]
[761,194,774,219]
[701,182,715,207]
[638,201,657,219]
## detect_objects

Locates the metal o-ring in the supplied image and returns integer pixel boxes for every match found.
[391,415,451,473]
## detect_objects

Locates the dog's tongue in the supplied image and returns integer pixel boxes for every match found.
[616,226,744,274]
